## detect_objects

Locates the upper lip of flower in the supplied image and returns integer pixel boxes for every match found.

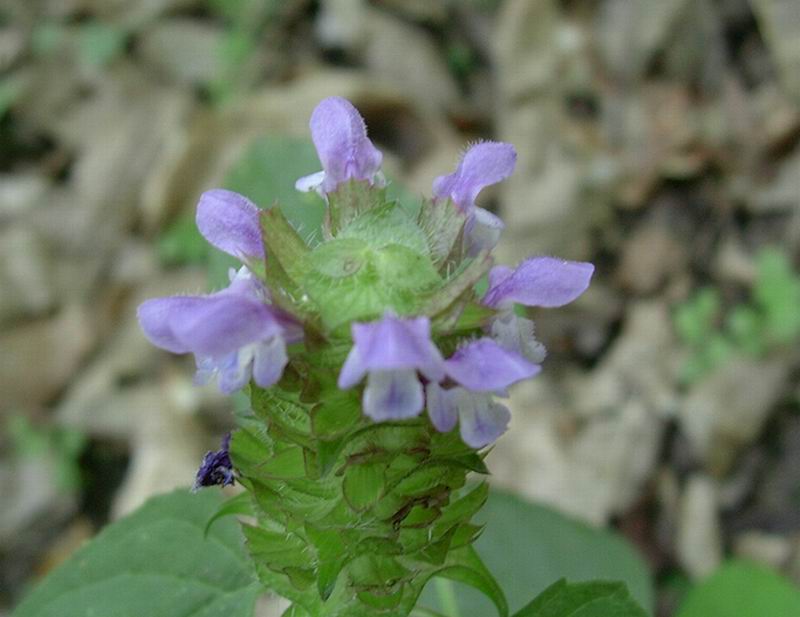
[295,96,384,195]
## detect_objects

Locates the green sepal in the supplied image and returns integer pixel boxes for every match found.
[305,523,349,601]
[325,180,384,237]
[259,207,313,315]
[422,252,493,319]
[203,491,255,537]
[417,197,467,269]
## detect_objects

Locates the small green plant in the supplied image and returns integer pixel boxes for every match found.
[674,247,800,384]
[8,415,87,492]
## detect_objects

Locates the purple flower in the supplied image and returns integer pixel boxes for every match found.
[426,338,540,448]
[482,257,593,366]
[193,433,234,491]
[138,268,300,394]
[483,257,594,309]
[432,142,517,251]
[338,313,445,421]
[196,189,264,262]
[295,97,384,195]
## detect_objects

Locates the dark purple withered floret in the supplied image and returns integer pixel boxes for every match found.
[192,433,235,491]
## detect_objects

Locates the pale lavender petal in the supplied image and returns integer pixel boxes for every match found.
[444,338,540,392]
[432,142,516,212]
[169,292,282,358]
[487,265,513,290]
[458,393,511,449]
[138,296,211,354]
[467,207,505,253]
[426,383,458,433]
[294,171,327,193]
[483,257,594,309]
[309,97,383,193]
[350,313,445,381]
[217,349,253,394]
[338,346,367,389]
[252,336,288,388]
[490,313,547,364]
[196,189,264,260]
[363,369,424,421]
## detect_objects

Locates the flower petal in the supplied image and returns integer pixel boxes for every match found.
[426,383,458,432]
[196,189,264,260]
[457,393,511,449]
[432,142,516,212]
[169,291,282,358]
[490,313,547,364]
[483,257,594,309]
[138,296,211,354]
[363,369,424,421]
[252,336,288,388]
[216,348,254,394]
[338,346,367,389]
[467,207,505,253]
[294,170,327,193]
[444,338,540,392]
[350,313,445,381]
[309,97,383,193]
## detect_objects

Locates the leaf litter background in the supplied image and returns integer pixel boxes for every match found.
[1,1,800,616]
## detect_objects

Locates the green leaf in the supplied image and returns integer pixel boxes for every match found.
[676,560,800,617]
[433,545,509,617]
[512,579,648,617]
[422,490,654,616]
[13,489,260,617]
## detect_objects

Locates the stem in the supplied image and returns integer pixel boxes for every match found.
[435,578,461,617]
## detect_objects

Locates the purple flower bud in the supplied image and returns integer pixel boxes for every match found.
[196,189,264,261]
[295,97,384,195]
[193,433,234,491]
[138,268,299,393]
[483,256,594,309]
[432,142,516,251]
[338,313,445,421]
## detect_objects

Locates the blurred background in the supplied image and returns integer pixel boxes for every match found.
[1,0,799,615]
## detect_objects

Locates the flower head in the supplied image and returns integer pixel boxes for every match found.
[338,313,445,421]
[138,268,299,393]
[432,142,516,251]
[295,97,384,195]
[193,433,234,491]
[425,338,540,448]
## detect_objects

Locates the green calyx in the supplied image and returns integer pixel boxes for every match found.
[258,180,493,336]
